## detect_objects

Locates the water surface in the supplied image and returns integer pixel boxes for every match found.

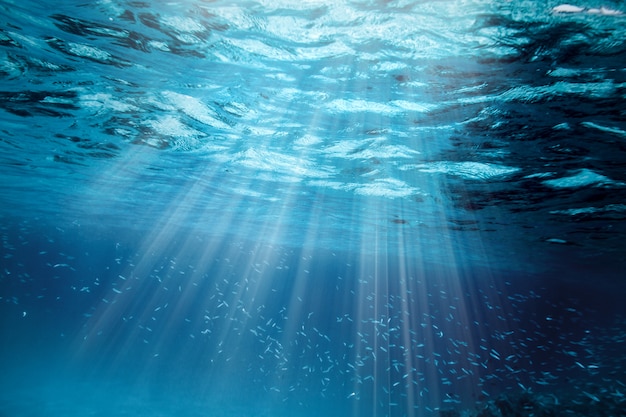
[1,1,625,416]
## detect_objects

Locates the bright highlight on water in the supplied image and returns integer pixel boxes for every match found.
[0,1,625,416]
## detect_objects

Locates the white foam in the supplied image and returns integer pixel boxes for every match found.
[323,139,419,160]
[543,168,622,188]
[552,4,585,13]
[550,204,626,216]
[552,4,623,14]
[581,121,626,137]
[499,80,617,102]
[350,178,420,198]
[391,100,437,113]
[67,42,112,62]
[326,99,399,115]
[587,7,623,15]
[294,134,323,146]
[161,91,231,130]
[148,116,202,139]
[231,148,334,180]
[310,178,421,199]
[402,161,520,180]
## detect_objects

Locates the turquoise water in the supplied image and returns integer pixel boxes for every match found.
[1,1,625,416]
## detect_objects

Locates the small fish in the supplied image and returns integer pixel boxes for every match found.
[582,391,600,402]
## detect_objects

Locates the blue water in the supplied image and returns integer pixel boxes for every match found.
[1,0,626,416]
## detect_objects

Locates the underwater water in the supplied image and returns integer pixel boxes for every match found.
[1,0,626,416]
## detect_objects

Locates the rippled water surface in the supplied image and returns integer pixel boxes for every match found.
[1,0,625,416]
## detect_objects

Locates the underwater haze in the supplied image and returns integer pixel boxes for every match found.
[1,0,626,416]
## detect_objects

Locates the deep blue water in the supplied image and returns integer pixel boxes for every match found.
[1,0,626,416]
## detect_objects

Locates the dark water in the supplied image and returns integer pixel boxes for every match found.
[1,0,625,416]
